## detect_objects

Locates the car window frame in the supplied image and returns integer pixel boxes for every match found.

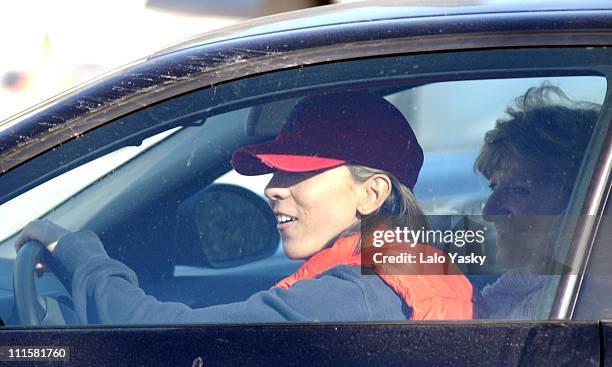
[1,46,612,323]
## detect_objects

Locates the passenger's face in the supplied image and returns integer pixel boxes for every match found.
[264,166,361,259]
[482,161,571,268]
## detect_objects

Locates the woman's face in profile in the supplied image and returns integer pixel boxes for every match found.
[264,166,362,259]
[482,160,571,268]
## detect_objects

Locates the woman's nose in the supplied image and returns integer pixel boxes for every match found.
[264,186,290,201]
[264,173,291,201]
[482,190,512,222]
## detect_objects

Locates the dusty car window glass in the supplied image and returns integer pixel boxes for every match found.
[575,206,612,320]
[0,48,609,327]
[0,128,181,248]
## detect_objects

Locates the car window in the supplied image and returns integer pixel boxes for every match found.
[0,47,609,326]
[0,128,182,249]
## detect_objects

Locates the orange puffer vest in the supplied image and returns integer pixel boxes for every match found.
[275,232,473,320]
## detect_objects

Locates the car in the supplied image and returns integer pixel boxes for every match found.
[1,1,612,365]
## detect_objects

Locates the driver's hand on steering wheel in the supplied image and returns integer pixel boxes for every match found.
[15,220,71,272]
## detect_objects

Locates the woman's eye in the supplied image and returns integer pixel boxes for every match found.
[510,186,529,197]
[488,182,496,191]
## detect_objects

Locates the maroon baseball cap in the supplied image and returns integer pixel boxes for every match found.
[231,91,423,189]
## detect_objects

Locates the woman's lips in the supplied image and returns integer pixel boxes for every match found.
[277,219,297,231]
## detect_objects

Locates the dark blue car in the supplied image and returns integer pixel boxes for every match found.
[1,1,612,365]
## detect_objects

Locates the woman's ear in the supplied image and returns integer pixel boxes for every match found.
[357,174,392,216]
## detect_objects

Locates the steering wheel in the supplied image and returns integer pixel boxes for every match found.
[13,241,77,326]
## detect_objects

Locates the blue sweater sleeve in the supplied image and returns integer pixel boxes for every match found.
[53,231,408,324]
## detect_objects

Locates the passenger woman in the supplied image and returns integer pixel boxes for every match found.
[475,84,600,319]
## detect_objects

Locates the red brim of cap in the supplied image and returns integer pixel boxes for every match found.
[232,143,346,175]
[257,154,346,173]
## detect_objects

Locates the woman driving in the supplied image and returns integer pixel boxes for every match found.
[16,91,474,324]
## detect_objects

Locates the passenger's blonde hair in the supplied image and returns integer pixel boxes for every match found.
[476,83,600,186]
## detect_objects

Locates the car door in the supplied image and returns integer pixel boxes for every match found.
[1,17,612,367]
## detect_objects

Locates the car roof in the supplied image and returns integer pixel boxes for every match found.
[154,0,612,57]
